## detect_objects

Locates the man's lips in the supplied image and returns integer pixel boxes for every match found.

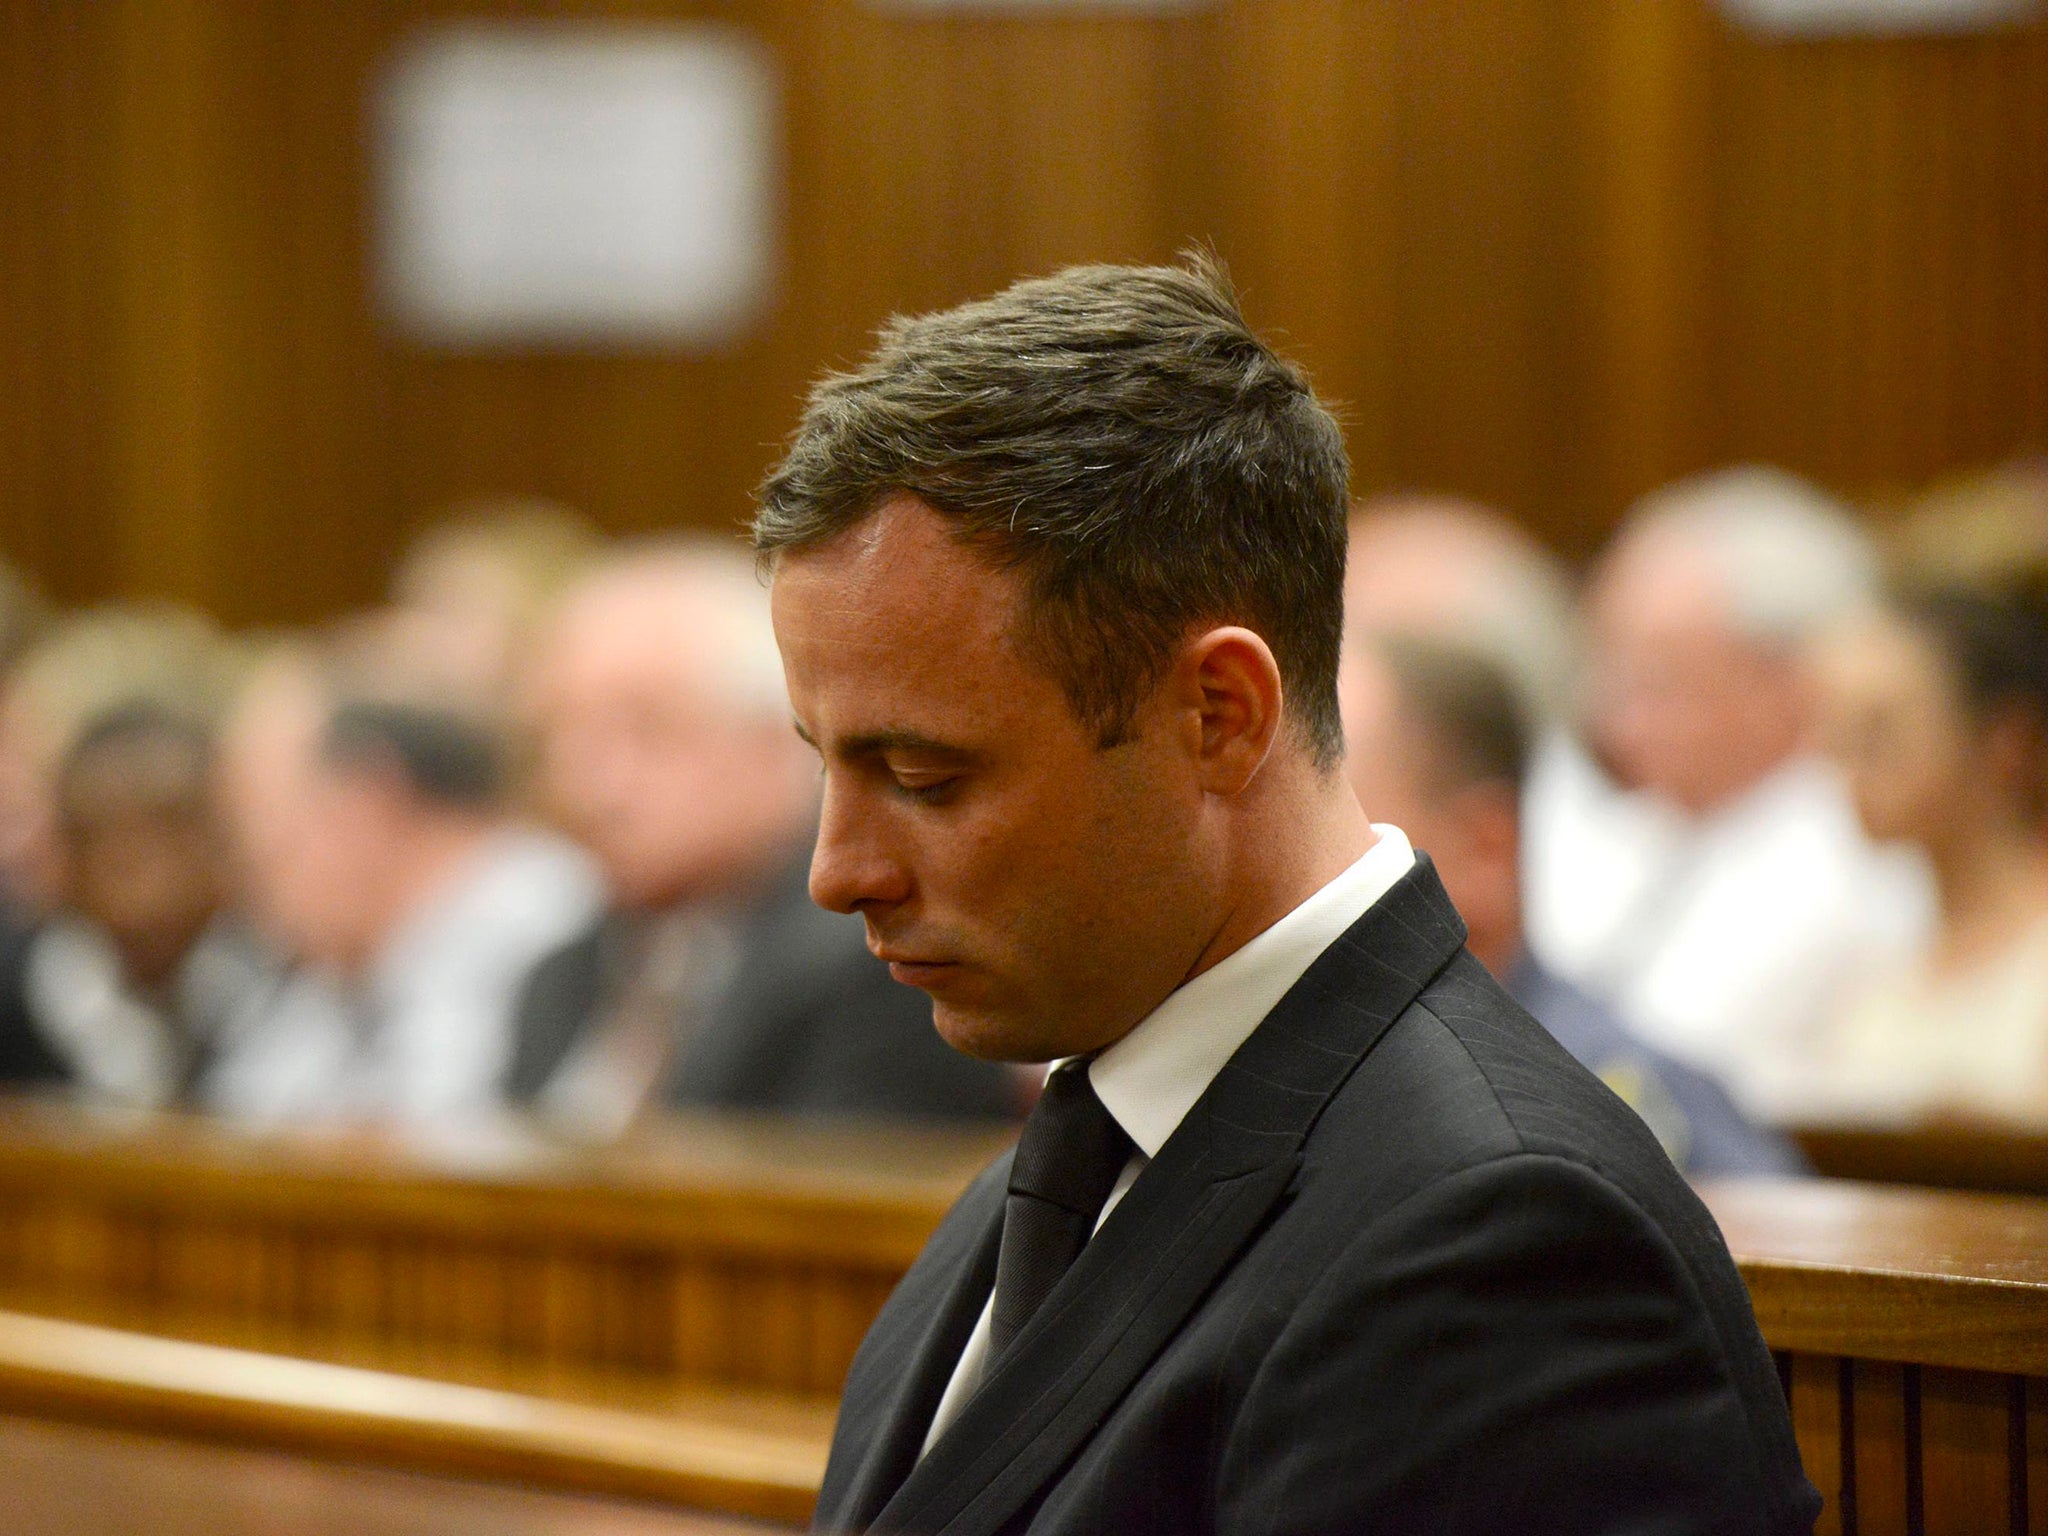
[875,950,958,987]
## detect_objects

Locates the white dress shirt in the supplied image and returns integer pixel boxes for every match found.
[920,825,1418,1454]
[1522,743,1933,1120]
[204,829,602,1126]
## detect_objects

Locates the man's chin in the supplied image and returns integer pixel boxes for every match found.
[928,1002,1053,1066]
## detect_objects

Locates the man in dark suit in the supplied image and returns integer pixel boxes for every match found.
[510,542,1017,1136]
[508,836,1019,1122]
[757,258,1819,1533]
[0,898,59,1089]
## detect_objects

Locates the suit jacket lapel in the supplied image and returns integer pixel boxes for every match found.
[817,1158,1009,1533]
[871,859,1470,1536]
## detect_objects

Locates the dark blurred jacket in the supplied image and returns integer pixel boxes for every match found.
[1507,953,1806,1178]
[506,842,1020,1123]
[0,904,62,1087]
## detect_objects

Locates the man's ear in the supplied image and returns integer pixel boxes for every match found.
[1175,626,1285,795]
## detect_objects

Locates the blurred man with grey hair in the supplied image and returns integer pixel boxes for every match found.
[508,540,1019,1139]
[1345,494,1582,726]
[1529,466,1932,1118]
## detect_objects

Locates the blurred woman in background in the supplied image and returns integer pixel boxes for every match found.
[1811,585,2048,1125]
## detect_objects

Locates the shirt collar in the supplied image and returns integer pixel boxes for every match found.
[1083,825,1417,1159]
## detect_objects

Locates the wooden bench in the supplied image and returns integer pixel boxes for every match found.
[0,1307,830,1528]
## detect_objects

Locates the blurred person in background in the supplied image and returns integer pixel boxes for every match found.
[1531,467,1931,1118]
[0,605,243,1098]
[390,497,601,714]
[509,540,1019,1141]
[1344,496,1603,998]
[5,704,270,1106]
[0,558,50,1087]
[0,561,49,683]
[1808,585,2048,1125]
[0,604,226,917]
[202,627,601,1126]
[1341,630,1803,1176]
[1887,459,2048,592]
[1888,462,2048,829]
[1344,494,1582,725]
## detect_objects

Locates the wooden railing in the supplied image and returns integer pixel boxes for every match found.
[5,1098,2048,1530]
[1791,1122,2048,1200]
[0,1100,1007,1397]
[0,1308,829,1526]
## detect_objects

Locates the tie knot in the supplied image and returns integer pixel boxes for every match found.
[1009,1061,1134,1217]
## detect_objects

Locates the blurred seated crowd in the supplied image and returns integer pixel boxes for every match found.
[0,462,2045,1173]
[0,505,1022,1139]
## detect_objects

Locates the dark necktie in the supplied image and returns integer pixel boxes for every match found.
[988,1059,1136,1359]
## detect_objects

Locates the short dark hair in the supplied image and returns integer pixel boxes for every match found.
[1890,584,2048,724]
[323,699,505,811]
[753,256,1352,765]
[1369,634,1533,795]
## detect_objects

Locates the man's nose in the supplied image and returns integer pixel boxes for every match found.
[808,782,911,915]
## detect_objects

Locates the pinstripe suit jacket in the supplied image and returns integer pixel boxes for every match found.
[814,859,1819,1536]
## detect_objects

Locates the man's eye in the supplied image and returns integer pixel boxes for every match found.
[894,776,957,804]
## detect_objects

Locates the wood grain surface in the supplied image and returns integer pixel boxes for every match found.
[0,1309,828,1525]
[1706,1178,2048,1377]
[3,2,2044,620]
[0,1412,787,1536]
[1793,1123,2048,1199]
[0,1101,1007,1395]
[10,1099,2048,1528]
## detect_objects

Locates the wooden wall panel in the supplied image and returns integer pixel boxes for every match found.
[2,0,2045,620]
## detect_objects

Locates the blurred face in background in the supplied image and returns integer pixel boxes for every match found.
[0,688,62,912]
[530,566,810,912]
[1813,610,2017,851]
[1583,533,1808,816]
[59,734,225,992]
[218,658,393,973]
[1339,645,1522,974]
[391,508,596,711]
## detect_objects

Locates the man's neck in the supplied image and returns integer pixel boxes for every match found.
[1179,770,1377,989]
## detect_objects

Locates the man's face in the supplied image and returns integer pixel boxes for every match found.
[62,749,224,992]
[1583,538,1806,815]
[771,496,1220,1064]
[1812,610,1981,847]
[219,680,398,975]
[531,579,805,910]
[1339,647,1521,972]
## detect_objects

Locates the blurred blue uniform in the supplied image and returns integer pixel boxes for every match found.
[1507,953,1807,1179]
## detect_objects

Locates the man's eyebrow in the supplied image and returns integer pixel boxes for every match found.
[794,723,975,760]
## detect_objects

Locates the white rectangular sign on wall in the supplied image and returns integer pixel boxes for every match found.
[379,24,777,348]
[1720,0,2037,32]
[871,1,1208,10]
